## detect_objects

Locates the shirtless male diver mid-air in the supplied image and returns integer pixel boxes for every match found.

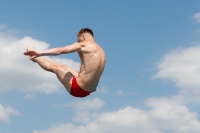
[24,28,106,98]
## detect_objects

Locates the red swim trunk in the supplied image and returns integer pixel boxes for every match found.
[70,77,91,98]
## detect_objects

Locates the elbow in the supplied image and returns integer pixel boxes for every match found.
[57,48,63,55]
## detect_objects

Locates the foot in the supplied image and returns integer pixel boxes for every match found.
[27,46,36,62]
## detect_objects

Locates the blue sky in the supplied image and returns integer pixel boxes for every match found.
[1,1,200,133]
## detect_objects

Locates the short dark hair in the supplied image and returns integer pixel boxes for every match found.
[77,28,94,37]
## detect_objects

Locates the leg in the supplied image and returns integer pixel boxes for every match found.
[27,47,79,93]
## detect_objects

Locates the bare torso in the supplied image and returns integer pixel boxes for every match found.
[76,41,106,92]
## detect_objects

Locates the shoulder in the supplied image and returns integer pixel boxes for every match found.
[72,42,86,47]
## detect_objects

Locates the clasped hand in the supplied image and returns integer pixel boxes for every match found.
[24,49,40,60]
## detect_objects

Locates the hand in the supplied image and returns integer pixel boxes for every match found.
[24,50,40,60]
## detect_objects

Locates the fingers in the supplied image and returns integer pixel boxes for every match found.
[24,49,38,61]
[24,51,30,55]
[24,52,28,55]
[24,49,36,63]
[24,52,27,55]
[24,51,33,55]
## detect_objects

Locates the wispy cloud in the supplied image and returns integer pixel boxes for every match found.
[64,98,105,111]
[115,89,135,96]
[194,13,200,23]
[0,24,6,30]
[24,94,35,99]
[63,98,105,124]
[0,104,20,123]
[97,86,109,93]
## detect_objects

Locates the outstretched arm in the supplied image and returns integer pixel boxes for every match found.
[24,42,83,59]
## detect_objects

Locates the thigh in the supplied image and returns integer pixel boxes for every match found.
[55,65,79,93]
[47,59,79,77]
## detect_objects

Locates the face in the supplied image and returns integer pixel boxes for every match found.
[77,34,85,42]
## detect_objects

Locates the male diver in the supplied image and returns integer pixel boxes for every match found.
[24,28,106,98]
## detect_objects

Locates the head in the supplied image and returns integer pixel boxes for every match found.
[77,28,94,42]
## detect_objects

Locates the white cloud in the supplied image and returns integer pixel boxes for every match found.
[65,98,105,111]
[115,89,135,96]
[194,13,200,23]
[0,104,20,123]
[152,44,200,105]
[64,98,105,124]
[34,97,200,133]
[116,89,127,96]
[153,46,200,91]
[0,29,80,94]
[97,86,109,93]
[147,98,200,132]
[24,94,35,99]
[92,99,200,133]
[33,123,98,133]
[37,99,105,132]
[94,106,153,132]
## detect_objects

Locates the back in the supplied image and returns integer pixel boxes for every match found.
[77,41,106,92]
